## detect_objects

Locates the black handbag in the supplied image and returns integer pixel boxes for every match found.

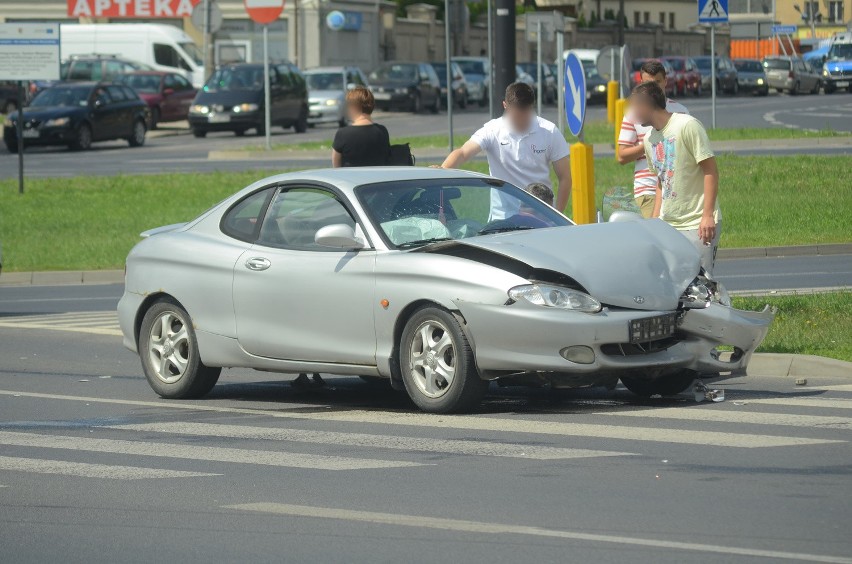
[387,143,415,166]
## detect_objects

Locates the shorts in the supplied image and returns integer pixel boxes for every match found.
[679,221,722,277]
[634,195,655,219]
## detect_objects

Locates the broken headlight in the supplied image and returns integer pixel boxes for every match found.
[508,284,602,312]
[680,272,731,309]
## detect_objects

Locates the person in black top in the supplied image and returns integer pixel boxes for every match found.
[332,86,391,167]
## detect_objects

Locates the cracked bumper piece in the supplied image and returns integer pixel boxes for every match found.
[457,300,774,378]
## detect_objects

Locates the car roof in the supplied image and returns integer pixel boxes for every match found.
[304,66,351,73]
[253,167,493,192]
[123,71,168,76]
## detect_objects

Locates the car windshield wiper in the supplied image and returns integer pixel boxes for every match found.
[478,226,536,235]
[396,237,454,249]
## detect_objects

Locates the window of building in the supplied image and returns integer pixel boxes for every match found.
[669,12,676,29]
[643,11,650,24]
[634,11,640,26]
[659,12,666,27]
[828,1,844,22]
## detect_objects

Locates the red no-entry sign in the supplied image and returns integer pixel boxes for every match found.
[244,0,284,25]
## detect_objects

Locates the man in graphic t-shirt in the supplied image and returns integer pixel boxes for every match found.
[617,60,689,218]
[629,81,722,275]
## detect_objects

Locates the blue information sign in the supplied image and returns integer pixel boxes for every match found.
[564,53,586,137]
[698,0,728,24]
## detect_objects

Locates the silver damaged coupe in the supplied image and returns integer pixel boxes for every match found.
[118,168,774,413]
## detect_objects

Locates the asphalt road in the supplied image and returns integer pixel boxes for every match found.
[1,93,851,179]
[0,318,851,564]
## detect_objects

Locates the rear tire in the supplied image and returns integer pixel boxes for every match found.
[411,94,422,114]
[5,140,18,153]
[234,129,246,137]
[621,369,697,397]
[811,80,820,95]
[789,82,799,95]
[128,119,146,147]
[192,128,207,138]
[399,306,487,413]
[138,298,221,399]
[150,107,160,130]
[294,108,308,133]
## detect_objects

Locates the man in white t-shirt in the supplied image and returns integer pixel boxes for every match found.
[439,82,571,219]
[617,60,689,218]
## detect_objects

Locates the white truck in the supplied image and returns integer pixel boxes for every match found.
[60,23,205,87]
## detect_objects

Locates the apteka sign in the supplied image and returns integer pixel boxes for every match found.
[67,0,202,18]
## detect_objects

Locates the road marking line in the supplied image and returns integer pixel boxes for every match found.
[0,431,424,471]
[225,502,852,564]
[108,422,636,460]
[0,390,841,448]
[0,455,220,480]
[0,312,117,322]
[0,323,122,336]
[0,312,121,335]
[809,385,852,392]
[602,407,852,429]
[747,398,852,410]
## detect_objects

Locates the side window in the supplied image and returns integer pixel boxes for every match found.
[104,60,124,79]
[257,188,356,249]
[163,74,177,89]
[69,61,98,80]
[93,87,112,105]
[173,74,192,90]
[121,86,139,100]
[106,86,127,102]
[274,66,289,87]
[289,65,305,88]
[221,188,275,242]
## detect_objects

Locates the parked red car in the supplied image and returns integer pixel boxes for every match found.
[120,71,196,129]
[630,58,676,97]
[662,56,703,96]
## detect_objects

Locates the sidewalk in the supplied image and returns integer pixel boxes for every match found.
[208,136,852,162]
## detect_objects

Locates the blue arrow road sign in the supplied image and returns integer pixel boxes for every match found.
[698,0,728,23]
[564,53,586,137]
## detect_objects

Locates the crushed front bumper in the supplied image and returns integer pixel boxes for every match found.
[457,300,774,380]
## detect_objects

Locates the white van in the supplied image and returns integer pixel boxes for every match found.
[60,24,205,87]
[562,48,601,66]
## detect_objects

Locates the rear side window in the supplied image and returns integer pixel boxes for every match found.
[69,60,100,80]
[104,60,125,79]
[106,86,127,101]
[221,188,275,242]
[121,86,139,100]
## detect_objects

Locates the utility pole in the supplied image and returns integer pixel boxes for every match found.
[617,0,625,45]
[493,0,515,117]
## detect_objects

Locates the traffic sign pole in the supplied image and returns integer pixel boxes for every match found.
[711,25,716,129]
[263,24,271,150]
[445,0,453,151]
[556,30,564,135]
[698,0,727,129]
[564,53,593,223]
[16,80,24,194]
[536,20,542,116]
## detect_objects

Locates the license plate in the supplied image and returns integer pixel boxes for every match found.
[836,81,849,87]
[208,113,230,123]
[629,313,676,343]
[22,129,40,138]
[373,92,391,100]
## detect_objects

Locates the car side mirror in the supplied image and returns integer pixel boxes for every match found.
[163,88,175,96]
[93,97,106,109]
[314,224,364,250]
[608,211,643,223]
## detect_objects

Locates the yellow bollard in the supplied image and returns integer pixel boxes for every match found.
[606,81,618,124]
[614,98,628,154]
[570,142,596,224]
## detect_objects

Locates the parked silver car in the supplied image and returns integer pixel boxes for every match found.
[304,66,369,127]
[118,168,773,413]
[452,56,489,107]
[763,57,821,95]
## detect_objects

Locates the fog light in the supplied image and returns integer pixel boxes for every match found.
[560,345,595,364]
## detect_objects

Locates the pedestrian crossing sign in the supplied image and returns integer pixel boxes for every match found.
[698,0,728,23]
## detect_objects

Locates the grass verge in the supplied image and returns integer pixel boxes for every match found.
[0,155,849,272]
[252,121,851,151]
[733,292,852,362]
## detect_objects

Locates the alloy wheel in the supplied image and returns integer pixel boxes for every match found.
[409,320,456,398]
[147,311,191,384]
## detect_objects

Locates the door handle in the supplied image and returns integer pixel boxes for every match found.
[245,257,271,271]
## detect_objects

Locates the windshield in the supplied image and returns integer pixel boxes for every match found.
[827,43,852,60]
[305,72,343,91]
[121,74,161,93]
[763,58,790,70]
[735,60,763,73]
[518,63,538,79]
[455,60,485,75]
[584,65,601,79]
[179,42,203,66]
[356,178,570,248]
[666,58,685,71]
[694,58,711,70]
[370,63,417,82]
[29,85,91,107]
[204,67,263,91]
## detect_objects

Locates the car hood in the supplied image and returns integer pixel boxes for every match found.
[308,89,343,101]
[371,79,416,90]
[826,60,852,71]
[9,106,85,121]
[429,220,700,311]
[737,71,765,79]
[194,89,261,106]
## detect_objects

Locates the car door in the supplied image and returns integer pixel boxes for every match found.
[232,185,377,364]
[271,65,291,124]
[170,73,196,120]
[89,87,118,140]
[160,74,181,121]
[106,85,134,138]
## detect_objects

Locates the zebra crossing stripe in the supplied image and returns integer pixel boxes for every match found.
[0,455,220,480]
[602,406,852,429]
[0,431,424,471]
[108,422,636,460]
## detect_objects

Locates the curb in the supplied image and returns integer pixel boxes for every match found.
[717,243,852,259]
[0,270,124,287]
[747,353,852,379]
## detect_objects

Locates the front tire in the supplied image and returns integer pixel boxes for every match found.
[294,108,308,133]
[70,123,92,151]
[399,306,486,413]
[150,107,160,130]
[621,369,697,397]
[192,128,207,138]
[138,299,221,399]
